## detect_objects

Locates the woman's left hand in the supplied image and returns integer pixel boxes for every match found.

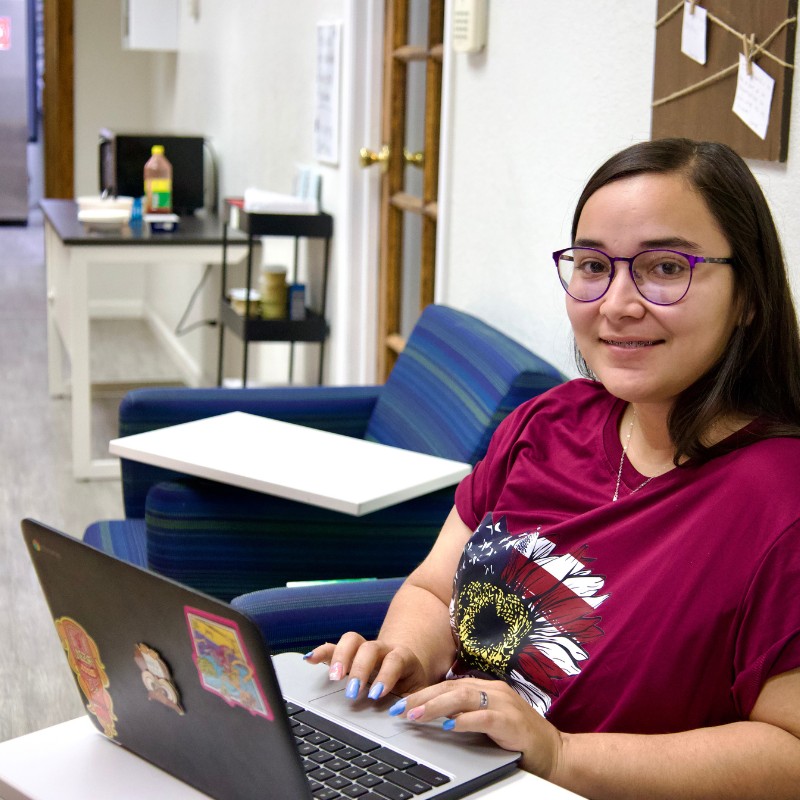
[388,677,565,778]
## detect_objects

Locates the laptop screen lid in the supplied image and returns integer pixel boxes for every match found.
[21,519,519,800]
[21,518,310,800]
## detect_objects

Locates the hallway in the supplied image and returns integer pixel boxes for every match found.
[0,210,125,742]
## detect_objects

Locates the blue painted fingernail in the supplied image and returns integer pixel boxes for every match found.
[368,682,384,700]
[388,698,406,716]
[303,651,313,660]
[345,678,361,699]
[442,718,456,731]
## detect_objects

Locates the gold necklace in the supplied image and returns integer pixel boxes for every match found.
[612,408,655,502]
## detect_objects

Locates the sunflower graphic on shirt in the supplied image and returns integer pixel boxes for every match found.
[448,514,608,716]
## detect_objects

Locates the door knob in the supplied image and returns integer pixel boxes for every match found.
[403,148,424,168]
[359,145,390,172]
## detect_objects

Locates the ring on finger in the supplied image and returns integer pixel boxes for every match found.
[478,690,489,710]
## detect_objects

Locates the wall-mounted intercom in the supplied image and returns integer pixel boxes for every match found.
[452,0,487,54]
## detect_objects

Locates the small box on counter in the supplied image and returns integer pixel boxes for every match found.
[145,213,180,233]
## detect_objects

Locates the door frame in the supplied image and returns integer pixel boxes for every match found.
[433,0,454,303]
[326,1,382,385]
[42,0,74,199]
[336,0,455,386]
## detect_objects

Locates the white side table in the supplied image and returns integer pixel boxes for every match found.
[110,411,472,515]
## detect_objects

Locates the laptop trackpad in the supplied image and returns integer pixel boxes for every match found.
[309,687,407,740]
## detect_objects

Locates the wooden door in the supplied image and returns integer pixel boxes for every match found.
[361,0,444,381]
[42,0,74,199]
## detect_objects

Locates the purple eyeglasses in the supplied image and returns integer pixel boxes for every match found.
[552,247,733,306]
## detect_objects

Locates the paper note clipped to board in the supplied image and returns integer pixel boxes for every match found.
[732,54,775,140]
[681,2,707,65]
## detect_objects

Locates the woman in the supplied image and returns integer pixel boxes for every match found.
[307,139,800,798]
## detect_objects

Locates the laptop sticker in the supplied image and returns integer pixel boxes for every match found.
[55,616,118,738]
[184,607,273,720]
[134,643,185,715]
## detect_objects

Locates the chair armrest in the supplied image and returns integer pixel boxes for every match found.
[119,385,381,435]
[120,385,381,518]
[231,578,404,654]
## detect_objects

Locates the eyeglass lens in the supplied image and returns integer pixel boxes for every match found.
[556,248,692,305]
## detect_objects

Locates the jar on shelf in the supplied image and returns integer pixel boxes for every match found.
[228,287,262,317]
[259,266,288,319]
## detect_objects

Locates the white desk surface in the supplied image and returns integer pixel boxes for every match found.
[110,412,472,516]
[0,718,209,800]
[0,717,586,800]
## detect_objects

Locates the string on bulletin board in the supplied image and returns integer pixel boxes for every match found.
[652,2,796,109]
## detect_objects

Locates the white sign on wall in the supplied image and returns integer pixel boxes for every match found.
[314,21,342,165]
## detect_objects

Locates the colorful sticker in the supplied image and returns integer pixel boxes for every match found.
[55,617,118,737]
[184,607,273,720]
[134,643,184,715]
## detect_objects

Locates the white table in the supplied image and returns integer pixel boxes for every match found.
[110,411,472,515]
[0,717,586,800]
[42,199,248,481]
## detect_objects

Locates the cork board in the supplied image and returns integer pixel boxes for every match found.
[652,1,797,161]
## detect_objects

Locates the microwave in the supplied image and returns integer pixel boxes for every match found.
[98,130,207,215]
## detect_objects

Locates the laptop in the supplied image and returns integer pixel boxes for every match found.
[21,519,519,800]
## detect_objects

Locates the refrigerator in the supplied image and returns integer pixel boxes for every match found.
[0,0,30,224]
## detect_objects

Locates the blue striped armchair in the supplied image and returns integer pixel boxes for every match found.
[85,305,563,603]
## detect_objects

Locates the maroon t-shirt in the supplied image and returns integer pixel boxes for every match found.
[453,379,800,734]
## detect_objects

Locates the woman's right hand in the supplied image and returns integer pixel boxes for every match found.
[304,508,475,702]
[305,632,431,701]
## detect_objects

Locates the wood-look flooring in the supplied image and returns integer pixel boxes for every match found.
[0,210,182,742]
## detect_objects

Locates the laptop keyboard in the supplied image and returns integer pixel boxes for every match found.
[285,700,451,800]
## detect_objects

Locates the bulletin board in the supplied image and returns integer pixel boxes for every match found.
[652,1,797,161]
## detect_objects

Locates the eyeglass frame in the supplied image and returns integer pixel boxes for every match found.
[552,246,734,306]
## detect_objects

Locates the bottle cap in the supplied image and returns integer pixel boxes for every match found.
[151,145,165,155]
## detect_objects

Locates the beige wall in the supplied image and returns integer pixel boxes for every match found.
[73,1,800,383]
[72,0,348,386]
[73,0,157,197]
[436,2,800,377]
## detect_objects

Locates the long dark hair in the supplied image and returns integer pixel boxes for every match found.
[571,138,800,463]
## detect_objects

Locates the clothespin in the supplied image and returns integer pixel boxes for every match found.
[689,0,698,15]
[742,32,755,76]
